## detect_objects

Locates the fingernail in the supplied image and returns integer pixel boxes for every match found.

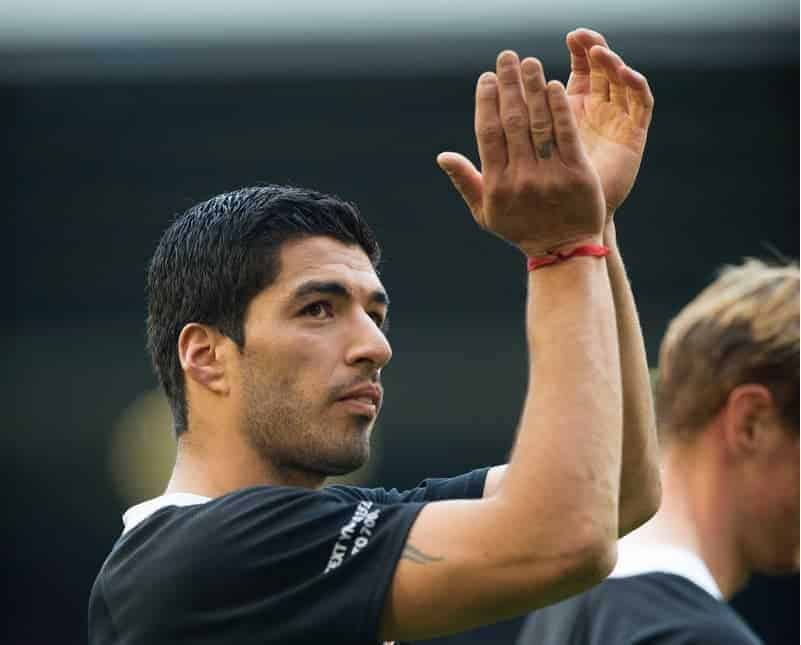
[477,73,497,96]
[497,50,518,68]
[521,59,542,80]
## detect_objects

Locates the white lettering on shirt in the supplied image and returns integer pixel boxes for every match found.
[324,501,382,573]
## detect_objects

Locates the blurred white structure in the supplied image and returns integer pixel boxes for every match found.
[1,0,796,46]
[1,0,796,79]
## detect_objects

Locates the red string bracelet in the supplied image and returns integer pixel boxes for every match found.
[527,244,610,272]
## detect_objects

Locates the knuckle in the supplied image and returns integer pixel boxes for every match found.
[559,132,578,149]
[502,111,529,131]
[539,176,561,197]
[525,79,544,95]
[477,122,504,141]
[530,121,552,138]
[548,100,566,118]
[517,176,541,195]
[554,115,575,136]
[498,72,520,87]
[557,122,576,139]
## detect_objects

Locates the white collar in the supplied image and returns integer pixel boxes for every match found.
[609,541,723,600]
[122,493,211,535]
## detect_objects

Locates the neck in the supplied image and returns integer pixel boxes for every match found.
[164,420,326,497]
[623,436,751,599]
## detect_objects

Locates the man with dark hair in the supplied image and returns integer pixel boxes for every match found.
[145,184,382,438]
[89,29,660,644]
[518,259,799,645]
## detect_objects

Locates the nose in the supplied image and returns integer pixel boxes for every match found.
[345,311,392,370]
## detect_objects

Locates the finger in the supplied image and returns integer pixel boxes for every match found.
[565,28,609,96]
[570,27,610,51]
[436,152,485,217]
[547,80,584,166]
[521,57,554,161]
[496,50,536,167]
[589,46,628,112]
[474,72,508,173]
[587,42,610,103]
[620,66,654,129]
[565,31,591,96]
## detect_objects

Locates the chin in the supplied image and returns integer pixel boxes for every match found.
[321,455,369,477]
[320,442,371,477]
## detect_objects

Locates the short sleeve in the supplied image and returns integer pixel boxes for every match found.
[328,467,490,504]
[128,486,426,644]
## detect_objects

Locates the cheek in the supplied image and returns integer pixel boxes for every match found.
[270,332,340,393]
[752,445,800,556]
[759,449,799,515]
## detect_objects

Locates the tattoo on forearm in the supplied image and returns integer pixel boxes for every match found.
[536,140,553,159]
[402,543,444,565]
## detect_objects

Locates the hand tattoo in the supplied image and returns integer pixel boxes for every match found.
[536,140,553,159]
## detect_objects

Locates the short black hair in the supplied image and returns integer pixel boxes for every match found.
[146,184,381,435]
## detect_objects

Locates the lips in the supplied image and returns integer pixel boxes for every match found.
[337,384,382,409]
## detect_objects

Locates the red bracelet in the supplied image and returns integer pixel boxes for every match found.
[527,244,610,271]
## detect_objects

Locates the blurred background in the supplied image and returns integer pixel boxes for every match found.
[4,1,798,643]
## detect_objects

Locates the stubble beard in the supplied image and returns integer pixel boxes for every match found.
[241,361,373,480]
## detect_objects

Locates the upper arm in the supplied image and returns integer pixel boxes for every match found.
[379,498,616,642]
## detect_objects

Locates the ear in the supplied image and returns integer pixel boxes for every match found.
[178,323,231,395]
[721,384,775,458]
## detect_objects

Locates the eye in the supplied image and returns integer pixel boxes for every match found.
[370,312,389,333]
[301,301,334,320]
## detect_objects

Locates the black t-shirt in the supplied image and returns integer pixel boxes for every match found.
[88,469,488,645]
[517,572,763,645]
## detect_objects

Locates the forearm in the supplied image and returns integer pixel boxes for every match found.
[484,226,661,533]
[496,256,622,557]
[604,220,661,535]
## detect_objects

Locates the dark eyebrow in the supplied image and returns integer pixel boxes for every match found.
[291,280,390,307]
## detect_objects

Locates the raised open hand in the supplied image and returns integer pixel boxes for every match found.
[565,29,654,217]
[437,51,606,257]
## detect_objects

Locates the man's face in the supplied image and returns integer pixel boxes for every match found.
[235,236,392,481]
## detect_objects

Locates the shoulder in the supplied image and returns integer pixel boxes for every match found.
[94,485,428,644]
[113,485,425,574]
[622,576,762,645]
[519,574,758,645]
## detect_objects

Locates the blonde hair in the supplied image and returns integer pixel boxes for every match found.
[657,259,799,439]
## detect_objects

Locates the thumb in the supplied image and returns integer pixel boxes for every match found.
[436,152,484,215]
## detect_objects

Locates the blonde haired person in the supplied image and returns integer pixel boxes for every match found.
[519,258,799,645]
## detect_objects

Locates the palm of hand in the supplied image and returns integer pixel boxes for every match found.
[568,93,647,215]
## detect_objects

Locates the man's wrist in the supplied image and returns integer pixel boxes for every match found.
[527,245,610,272]
[521,235,604,258]
[603,219,619,250]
